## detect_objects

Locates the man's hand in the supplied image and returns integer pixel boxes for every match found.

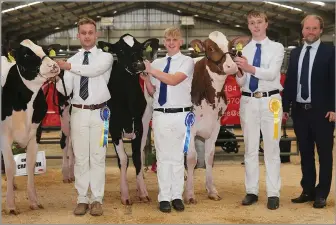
[49,76,60,83]
[56,60,71,71]
[144,60,153,74]
[139,72,149,80]
[325,111,335,122]
[234,56,254,74]
[283,112,290,121]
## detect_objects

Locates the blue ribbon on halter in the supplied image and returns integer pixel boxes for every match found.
[100,106,110,147]
[183,111,195,153]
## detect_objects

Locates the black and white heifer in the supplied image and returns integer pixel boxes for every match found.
[1,40,60,214]
[98,34,159,205]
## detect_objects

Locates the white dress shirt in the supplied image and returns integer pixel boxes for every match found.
[236,37,284,92]
[56,46,113,105]
[296,39,321,103]
[150,51,194,108]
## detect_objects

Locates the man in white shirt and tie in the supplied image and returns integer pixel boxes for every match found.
[56,17,113,216]
[142,27,194,213]
[234,11,284,210]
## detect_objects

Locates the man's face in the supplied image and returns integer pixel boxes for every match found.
[247,16,268,38]
[77,23,97,50]
[302,17,322,44]
[163,35,183,54]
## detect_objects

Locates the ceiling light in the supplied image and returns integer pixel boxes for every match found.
[264,1,302,11]
[2,1,43,13]
[235,24,241,27]
[96,15,101,18]
[308,1,325,6]
[113,10,117,14]
[217,20,220,23]
[74,22,78,25]
[55,27,60,30]
[287,46,296,49]
[177,10,181,13]
[194,14,199,17]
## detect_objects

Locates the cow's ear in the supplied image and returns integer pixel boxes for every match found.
[97,41,115,53]
[142,38,159,61]
[228,36,251,52]
[190,39,205,53]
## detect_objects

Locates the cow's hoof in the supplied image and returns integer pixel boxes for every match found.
[8,209,19,215]
[30,204,44,210]
[139,196,151,203]
[208,194,222,201]
[185,198,197,204]
[70,177,75,182]
[121,199,132,205]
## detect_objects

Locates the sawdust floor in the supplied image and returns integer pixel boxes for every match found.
[1,129,335,224]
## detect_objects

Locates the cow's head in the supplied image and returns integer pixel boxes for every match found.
[13,40,60,81]
[190,31,238,75]
[228,36,251,57]
[98,34,159,75]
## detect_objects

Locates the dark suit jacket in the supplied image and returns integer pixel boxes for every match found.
[282,42,335,114]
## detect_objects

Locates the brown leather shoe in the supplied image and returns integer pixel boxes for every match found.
[90,201,103,216]
[73,203,89,216]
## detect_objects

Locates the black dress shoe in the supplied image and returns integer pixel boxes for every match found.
[242,194,258,205]
[172,199,185,211]
[159,201,171,213]
[291,193,315,203]
[267,197,279,210]
[313,198,326,208]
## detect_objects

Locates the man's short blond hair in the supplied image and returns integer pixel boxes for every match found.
[77,17,96,31]
[301,14,324,30]
[164,27,182,39]
[247,11,268,22]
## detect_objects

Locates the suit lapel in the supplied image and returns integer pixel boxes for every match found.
[311,43,323,76]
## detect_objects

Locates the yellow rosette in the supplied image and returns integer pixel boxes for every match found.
[269,98,281,139]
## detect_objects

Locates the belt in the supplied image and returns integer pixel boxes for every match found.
[241,90,280,98]
[296,102,312,110]
[72,102,106,110]
[154,106,192,113]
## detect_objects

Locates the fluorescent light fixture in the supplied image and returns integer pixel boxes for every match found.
[55,27,60,30]
[113,10,117,14]
[287,46,296,49]
[96,15,101,18]
[217,20,220,23]
[158,48,161,51]
[2,1,42,13]
[308,1,325,6]
[264,1,302,11]
[177,10,181,13]
[194,14,199,17]
[59,49,63,52]
[235,24,241,27]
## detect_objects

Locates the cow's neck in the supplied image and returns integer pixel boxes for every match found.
[206,66,227,92]
[123,35,135,47]
[16,65,46,92]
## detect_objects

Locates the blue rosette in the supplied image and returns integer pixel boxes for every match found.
[183,111,195,153]
[100,106,110,147]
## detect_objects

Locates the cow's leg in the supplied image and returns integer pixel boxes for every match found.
[114,139,132,205]
[26,129,43,210]
[1,131,18,214]
[132,119,150,203]
[205,123,221,201]
[140,104,152,174]
[185,133,197,204]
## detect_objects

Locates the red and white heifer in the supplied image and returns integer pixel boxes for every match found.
[184,31,239,204]
[1,40,60,214]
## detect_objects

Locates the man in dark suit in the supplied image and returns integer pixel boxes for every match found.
[282,14,335,209]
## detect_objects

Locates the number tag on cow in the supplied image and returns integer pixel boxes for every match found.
[14,151,46,176]
[183,111,195,154]
[100,106,110,147]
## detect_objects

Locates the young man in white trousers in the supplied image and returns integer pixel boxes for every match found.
[234,11,285,210]
[142,27,194,213]
[56,17,113,216]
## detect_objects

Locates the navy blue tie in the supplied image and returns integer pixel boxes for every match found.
[79,51,90,100]
[300,46,312,100]
[158,57,172,106]
[249,43,261,92]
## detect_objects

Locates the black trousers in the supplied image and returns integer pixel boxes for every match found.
[292,104,334,199]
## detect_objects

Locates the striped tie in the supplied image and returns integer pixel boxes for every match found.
[79,51,90,100]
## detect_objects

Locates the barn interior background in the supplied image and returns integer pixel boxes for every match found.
[1,1,335,224]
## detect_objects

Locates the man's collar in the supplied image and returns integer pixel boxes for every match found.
[79,46,98,55]
[303,39,321,50]
[166,51,182,60]
[251,37,269,46]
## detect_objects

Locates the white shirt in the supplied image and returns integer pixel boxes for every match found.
[56,46,113,105]
[296,39,320,103]
[150,51,194,108]
[236,37,284,92]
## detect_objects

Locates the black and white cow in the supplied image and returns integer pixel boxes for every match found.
[98,34,159,205]
[1,40,60,214]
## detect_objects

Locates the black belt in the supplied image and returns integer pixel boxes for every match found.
[241,90,280,98]
[154,106,192,113]
[296,102,312,110]
[72,102,106,110]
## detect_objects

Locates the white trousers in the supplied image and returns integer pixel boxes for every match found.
[239,94,282,197]
[152,111,188,202]
[70,106,107,204]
